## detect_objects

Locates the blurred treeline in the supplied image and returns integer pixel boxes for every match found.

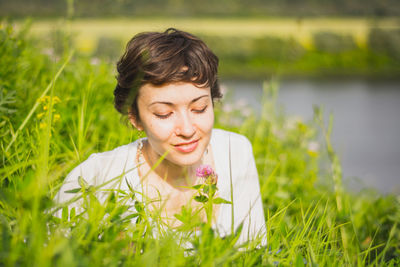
[1,0,400,17]
[80,28,400,79]
[203,30,400,78]
[4,0,400,78]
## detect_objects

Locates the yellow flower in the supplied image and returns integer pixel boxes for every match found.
[38,95,61,104]
[37,112,45,119]
[38,96,49,103]
[53,113,61,122]
[39,122,47,129]
[53,96,61,104]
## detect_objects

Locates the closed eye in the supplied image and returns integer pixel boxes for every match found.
[193,105,208,113]
[154,112,172,119]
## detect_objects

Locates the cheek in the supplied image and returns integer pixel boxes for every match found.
[143,118,175,142]
[196,109,214,133]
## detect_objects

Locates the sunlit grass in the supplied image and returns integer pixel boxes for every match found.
[1,22,399,266]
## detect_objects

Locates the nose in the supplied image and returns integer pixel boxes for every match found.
[175,111,196,138]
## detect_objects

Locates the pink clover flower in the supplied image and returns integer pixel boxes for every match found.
[196,164,214,178]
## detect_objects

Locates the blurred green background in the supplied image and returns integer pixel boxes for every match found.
[2,0,400,79]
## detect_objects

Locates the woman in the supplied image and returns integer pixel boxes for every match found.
[56,28,266,245]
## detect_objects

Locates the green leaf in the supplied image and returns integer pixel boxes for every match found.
[78,176,89,188]
[210,184,217,197]
[203,185,209,194]
[295,254,305,267]
[108,192,116,203]
[110,206,129,222]
[235,221,244,236]
[124,213,139,220]
[134,201,144,212]
[87,185,96,193]
[191,184,203,190]
[70,207,76,219]
[125,178,136,199]
[203,184,217,196]
[64,188,81,194]
[174,213,184,222]
[194,195,209,203]
[61,206,68,221]
[213,197,232,204]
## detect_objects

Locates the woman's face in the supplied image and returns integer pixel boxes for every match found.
[132,82,214,167]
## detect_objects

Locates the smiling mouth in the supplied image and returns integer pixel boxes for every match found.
[174,139,199,153]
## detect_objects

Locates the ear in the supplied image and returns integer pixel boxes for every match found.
[128,112,143,131]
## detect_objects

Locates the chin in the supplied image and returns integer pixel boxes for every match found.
[168,152,203,166]
[168,145,206,166]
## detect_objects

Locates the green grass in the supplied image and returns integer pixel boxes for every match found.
[1,22,400,266]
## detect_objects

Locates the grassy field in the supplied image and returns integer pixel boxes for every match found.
[1,22,400,266]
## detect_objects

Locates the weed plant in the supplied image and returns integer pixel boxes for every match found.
[1,23,399,266]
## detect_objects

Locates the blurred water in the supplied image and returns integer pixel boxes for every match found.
[222,79,400,194]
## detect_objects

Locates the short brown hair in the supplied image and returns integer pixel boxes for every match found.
[114,28,222,119]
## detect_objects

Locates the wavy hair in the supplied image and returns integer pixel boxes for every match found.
[114,28,221,119]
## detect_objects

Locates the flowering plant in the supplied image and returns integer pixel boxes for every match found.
[189,165,230,227]
[196,164,218,185]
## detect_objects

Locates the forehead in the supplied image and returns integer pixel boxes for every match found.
[138,82,211,104]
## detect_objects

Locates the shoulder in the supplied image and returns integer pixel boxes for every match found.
[92,141,138,162]
[56,140,142,201]
[67,140,141,186]
[211,128,254,170]
[211,128,252,151]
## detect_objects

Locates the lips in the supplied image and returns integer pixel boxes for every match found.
[174,139,199,153]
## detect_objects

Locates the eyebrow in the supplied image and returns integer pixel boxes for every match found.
[148,94,209,107]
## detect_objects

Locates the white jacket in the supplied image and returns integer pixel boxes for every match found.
[55,128,267,245]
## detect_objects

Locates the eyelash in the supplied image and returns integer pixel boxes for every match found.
[193,105,208,114]
[155,113,172,119]
[154,106,208,119]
